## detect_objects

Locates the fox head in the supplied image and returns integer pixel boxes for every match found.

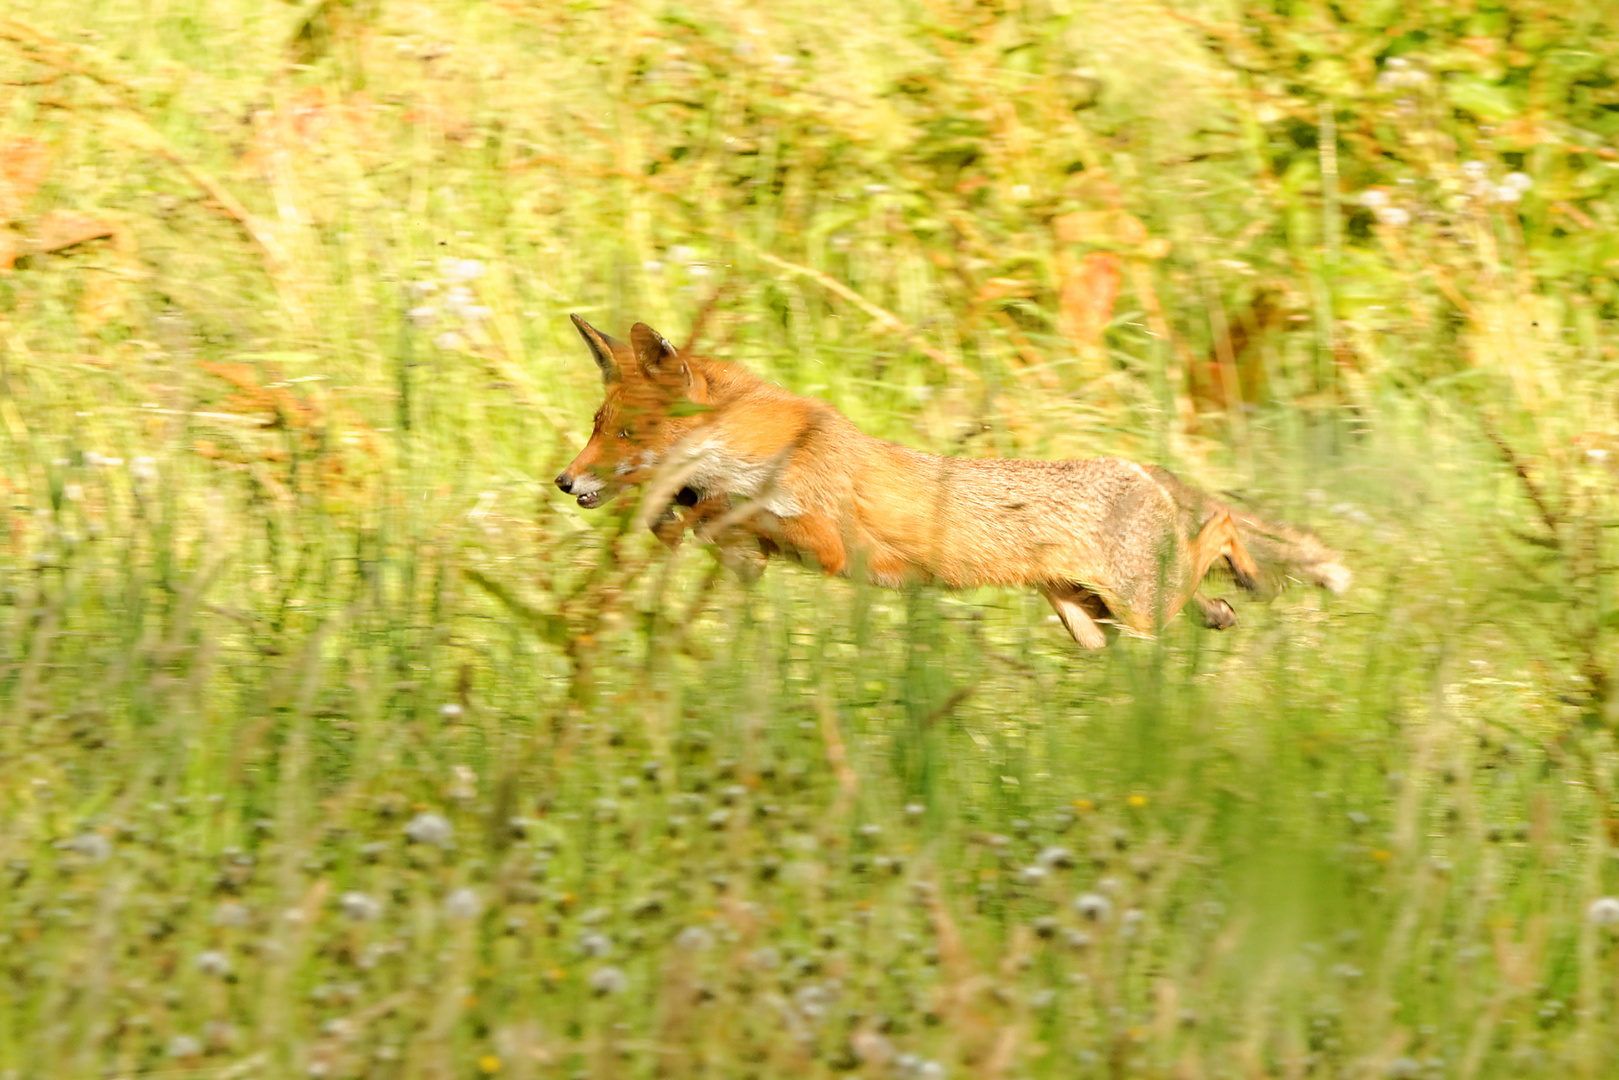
[555,315,704,509]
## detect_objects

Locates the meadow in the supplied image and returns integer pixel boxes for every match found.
[3,0,1619,1077]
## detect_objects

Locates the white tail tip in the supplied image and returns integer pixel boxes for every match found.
[1317,562,1352,595]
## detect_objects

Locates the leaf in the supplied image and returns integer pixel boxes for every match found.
[35,210,116,253]
[79,270,127,329]
[1444,74,1520,121]
[0,137,51,223]
[1506,585,1565,604]
[1058,252,1121,353]
[1052,211,1110,245]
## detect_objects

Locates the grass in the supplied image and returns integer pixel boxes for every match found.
[3,0,1619,1077]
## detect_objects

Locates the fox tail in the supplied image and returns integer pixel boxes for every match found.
[1229,510,1351,598]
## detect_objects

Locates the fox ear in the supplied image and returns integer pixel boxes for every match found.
[630,322,689,387]
[570,314,621,384]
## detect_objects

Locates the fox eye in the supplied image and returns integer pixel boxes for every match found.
[616,429,631,440]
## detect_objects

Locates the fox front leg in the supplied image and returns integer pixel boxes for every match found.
[1190,593,1236,630]
[676,492,773,583]
[650,505,689,550]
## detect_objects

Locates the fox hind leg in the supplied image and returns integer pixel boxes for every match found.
[1040,584,1114,650]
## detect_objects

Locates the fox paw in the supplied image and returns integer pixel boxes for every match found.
[1195,596,1237,631]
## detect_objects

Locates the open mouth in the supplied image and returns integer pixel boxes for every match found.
[576,492,602,509]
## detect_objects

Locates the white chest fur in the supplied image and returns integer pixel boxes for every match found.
[681,439,804,516]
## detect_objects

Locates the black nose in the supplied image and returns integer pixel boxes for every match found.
[555,474,572,493]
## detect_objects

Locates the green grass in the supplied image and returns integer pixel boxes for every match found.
[3,1,1619,1077]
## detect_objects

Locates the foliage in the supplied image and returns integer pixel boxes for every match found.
[1,1,1618,1077]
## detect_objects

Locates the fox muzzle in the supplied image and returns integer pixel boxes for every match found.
[554,472,606,509]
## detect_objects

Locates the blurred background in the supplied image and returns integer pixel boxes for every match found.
[3,1,1618,1077]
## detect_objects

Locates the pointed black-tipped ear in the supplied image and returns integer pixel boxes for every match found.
[570,314,621,384]
[630,322,689,386]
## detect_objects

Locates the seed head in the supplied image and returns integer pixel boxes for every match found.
[444,887,483,921]
[589,965,628,995]
[404,812,454,847]
[675,926,714,952]
[195,950,232,977]
[1588,896,1619,927]
[1036,845,1075,870]
[62,833,112,862]
[215,902,250,927]
[340,892,382,921]
[1074,892,1112,921]
[443,258,486,283]
[167,1034,202,1059]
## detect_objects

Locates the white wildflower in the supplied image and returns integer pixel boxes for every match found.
[675,926,714,951]
[1375,205,1411,228]
[443,258,486,282]
[1588,896,1619,927]
[1074,892,1112,921]
[1037,845,1075,869]
[195,949,232,977]
[443,887,482,920]
[215,902,250,927]
[339,892,382,921]
[588,965,627,995]
[404,811,453,847]
[167,1034,202,1058]
[62,832,112,861]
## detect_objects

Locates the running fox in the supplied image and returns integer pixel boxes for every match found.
[555,315,1349,648]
